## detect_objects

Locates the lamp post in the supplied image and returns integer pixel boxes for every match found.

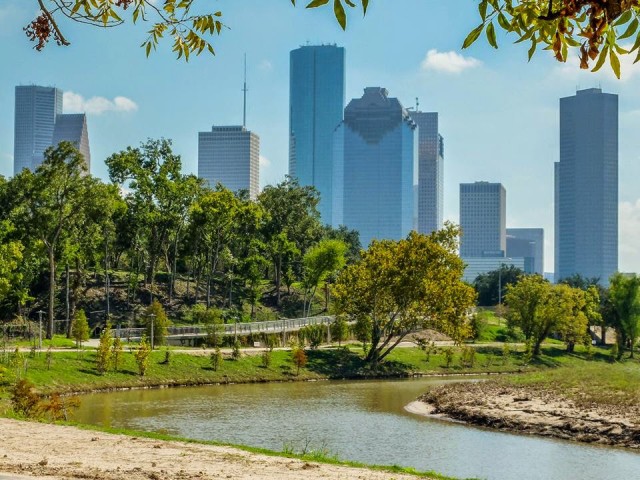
[37,310,44,350]
[147,313,156,350]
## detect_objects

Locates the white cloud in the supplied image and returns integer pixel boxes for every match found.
[259,59,273,71]
[620,199,640,273]
[259,155,270,167]
[63,91,138,115]
[420,49,482,74]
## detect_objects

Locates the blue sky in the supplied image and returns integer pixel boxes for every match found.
[1,0,639,273]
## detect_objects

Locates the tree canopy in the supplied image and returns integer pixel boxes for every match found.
[24,1,640,76]
[333,225,476,365]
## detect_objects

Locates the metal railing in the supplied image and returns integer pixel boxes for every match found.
[114,315,334,340]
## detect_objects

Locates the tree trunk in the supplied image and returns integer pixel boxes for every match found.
[601,325,607,345]
[47,246,56,339]
[65,263,70,338]
[275,256,282,307]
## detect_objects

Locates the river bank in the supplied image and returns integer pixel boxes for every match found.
[416,371,640,449]
[0,418,447,480]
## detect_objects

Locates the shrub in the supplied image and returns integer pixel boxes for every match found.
[210,348,223,371]
[300,324,324,349]
[292,346,307,375]
[145,300,170,347]
[112,337,123,372]
[231,341,241,360]
[330,317,349,346]
[71,309,89,350]
[261,349,272,368]
[11,379,40,417]
[96,323,113,375]
[610,342,619,362]
[162,348,171,365]
[135,336,152,376]
[460,346,476,368]
[501,343,511,365]
[443,347,454,368]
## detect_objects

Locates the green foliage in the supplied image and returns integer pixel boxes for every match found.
[96,323,113,375]
[135,336,152,376]
[460,346,476,368]
[299,324,325,349]
[231,340,242,360]
[112,337,123,372]
[330,316,350,346]
[144,300,170,347]
[202,308,224,347]
[261,349,272,368]
[210,348,223,371]
[443,347,455,368]
[609,273,640,358]
[462,0,640,78]
[301,239,348,316]
[473,265,525,306]
[71,309,89,349]
[162,348,172,365]
[611,342,619,362]
[333,225,476,365]
[505,275,593,355]
[26,0,224,60]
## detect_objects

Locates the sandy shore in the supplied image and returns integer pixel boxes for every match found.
[416,382,640,448]
[0,418,434,480]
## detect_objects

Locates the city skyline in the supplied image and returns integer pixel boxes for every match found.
[2,1,640,273]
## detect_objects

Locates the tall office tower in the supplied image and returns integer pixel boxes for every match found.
[555,88,618,284]
[289,44,345,224]
[198,126,260,199]
[506,228,544,275]
[14,85,63,174]
[52,114,91,171]
[410,111,444,234]
[459,182,506,258]
[333,87,417,247]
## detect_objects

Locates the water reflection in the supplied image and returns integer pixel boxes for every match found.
[75,378,640,480]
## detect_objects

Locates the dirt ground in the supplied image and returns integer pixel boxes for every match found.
[416,382,640,448]
[0,418,430,480]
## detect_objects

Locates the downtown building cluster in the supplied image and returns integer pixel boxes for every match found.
[12,57,619,285]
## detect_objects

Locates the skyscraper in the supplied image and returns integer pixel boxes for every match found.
[14,85,63,174]
[410,111,444,234]
[289,44,345,224]
[459,182,506,258]
[198,125,260,199]
[555,88,618,284]
[506,228,544,275]
[52,113,91,171]
[334,87,417,247]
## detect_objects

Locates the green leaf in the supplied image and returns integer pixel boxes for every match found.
[334,0,346,30]
[497,12,510,31]
[609,48,621,79]
[591,47,608,72]
[619,18,639,40]
[614,9,633,27]
[478,0,488,21]
[306,0,330,7]
[527,37,537,60]
[362,0,369,15]
[486,22,498,48]
[462,24,484,49]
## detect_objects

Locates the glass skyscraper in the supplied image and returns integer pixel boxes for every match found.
[506,228,544,275]
[198,125,260,199]
[555,88,618,284]
[334,87,417,247]
[289,44,345,225]
[459,182,506,258]
[410,111,444,235]
[14,85,63,174]
[52,113,91,171]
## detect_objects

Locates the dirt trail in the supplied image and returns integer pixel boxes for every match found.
[0,418,429,480]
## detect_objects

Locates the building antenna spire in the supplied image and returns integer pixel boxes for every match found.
[242,53,248,128]
[416,97,419,112]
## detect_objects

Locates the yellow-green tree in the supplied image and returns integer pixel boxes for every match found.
[144,300,170,348]
[551,284,589,352]
[609,273,640,358]
[333,224,476,365]
[71,309,90,350]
